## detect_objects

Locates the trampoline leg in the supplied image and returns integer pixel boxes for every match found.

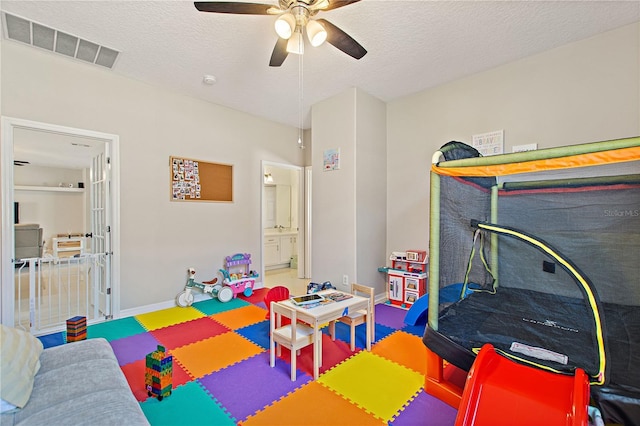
[425,347,464,409]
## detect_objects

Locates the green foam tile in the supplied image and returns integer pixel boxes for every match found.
[140,380,235,425]
[87,316,146,341]
[192,297,250,316]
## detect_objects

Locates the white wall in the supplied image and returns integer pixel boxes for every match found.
[2,40,304,311]
[311,89,357,288]
[355,89,387,293]
[311,88,387,294]
[386,22,640,257]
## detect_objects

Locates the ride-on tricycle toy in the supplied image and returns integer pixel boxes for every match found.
[176,267,233,307]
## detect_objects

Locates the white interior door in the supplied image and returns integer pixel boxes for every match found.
[90,149,112,318]
[1,117,120,328]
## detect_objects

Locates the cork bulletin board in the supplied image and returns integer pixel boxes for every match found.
[170,156,233,202]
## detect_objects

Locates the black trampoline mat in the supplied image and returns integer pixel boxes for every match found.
[430,288,640,390]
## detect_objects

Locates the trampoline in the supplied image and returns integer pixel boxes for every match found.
[422,137,640,425]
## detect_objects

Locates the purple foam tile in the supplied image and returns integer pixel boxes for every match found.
[375,304,409,330]
[391,390,457,426]
[199,352,310,422]
[110,332,160,366]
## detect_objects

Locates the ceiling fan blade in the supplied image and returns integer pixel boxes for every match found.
[316,19,366,60]
[194,1,275,15]
[269,37,289,67]
[322,0,361,11]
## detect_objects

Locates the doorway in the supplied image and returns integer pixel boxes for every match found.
[1,117,120,333]
[262,161,307,294]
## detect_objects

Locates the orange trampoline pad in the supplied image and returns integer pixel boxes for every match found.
[241,381,383,426]
[171,331,263,379]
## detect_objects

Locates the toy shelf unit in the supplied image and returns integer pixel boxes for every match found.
[219,253,259,298]
[52,234,85,258]
[386,250,428,309]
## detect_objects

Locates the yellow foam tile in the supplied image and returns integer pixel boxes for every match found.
[372,331,427,375]
[318,351,423,422]
[135,306,205,331]
[171,331,263,379]
[241,381,384,426]
[210,304,269,329]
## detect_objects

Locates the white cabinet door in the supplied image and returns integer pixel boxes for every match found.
[279,236,293,264]
[264,237,280,266]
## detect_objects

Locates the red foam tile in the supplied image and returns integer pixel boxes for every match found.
[275,333,355,378]
[121,357,193,402]
[239,287,269,305]
[150,316,229,350]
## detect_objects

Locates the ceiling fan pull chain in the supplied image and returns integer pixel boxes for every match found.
[298,40,304,149]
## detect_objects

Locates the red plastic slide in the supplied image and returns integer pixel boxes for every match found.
[455,343,590,426]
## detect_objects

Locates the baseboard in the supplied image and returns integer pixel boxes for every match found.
[117,280,266,319]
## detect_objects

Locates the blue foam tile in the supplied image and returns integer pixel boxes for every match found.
[323,322,396,349]
[401,323,428,337]
[235,320,270,350]
[38,331,65,348]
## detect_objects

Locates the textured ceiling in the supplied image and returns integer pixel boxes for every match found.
[2,0,640,131]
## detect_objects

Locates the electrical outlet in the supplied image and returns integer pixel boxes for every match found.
[342,275,349,286]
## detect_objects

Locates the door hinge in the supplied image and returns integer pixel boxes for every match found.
[106,288,111,295]
[106,225,111,233]
[106,157,111,165]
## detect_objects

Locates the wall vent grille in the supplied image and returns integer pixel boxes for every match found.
[2,12,120,69]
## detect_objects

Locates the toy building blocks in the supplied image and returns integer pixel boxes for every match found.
[66,316,87,342]
[145,345,173,401]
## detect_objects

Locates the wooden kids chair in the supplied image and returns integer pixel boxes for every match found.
[270,301,319,381]
[330,283,375,351]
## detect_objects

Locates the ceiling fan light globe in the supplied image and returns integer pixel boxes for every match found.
[286,31,304,54]
[306,20,327,47]
[275,13,295,39]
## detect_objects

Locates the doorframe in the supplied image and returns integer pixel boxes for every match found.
[1,116,121,325]
[261,161,306,283]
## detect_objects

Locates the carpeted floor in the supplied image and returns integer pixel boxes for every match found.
[39,288,457,425]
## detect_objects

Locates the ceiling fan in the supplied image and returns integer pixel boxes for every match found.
[194,0,367,66]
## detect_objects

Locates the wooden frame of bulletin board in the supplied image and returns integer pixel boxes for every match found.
[170,156,233,202]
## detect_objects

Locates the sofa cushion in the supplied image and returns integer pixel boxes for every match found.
[0,338,149,426]
[0,325,44,409]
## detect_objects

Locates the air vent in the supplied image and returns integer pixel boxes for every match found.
[2,12,120,69]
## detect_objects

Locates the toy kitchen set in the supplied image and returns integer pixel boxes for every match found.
[385,250,428,309]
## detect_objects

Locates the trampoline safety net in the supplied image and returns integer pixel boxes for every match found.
[423,137,640,424]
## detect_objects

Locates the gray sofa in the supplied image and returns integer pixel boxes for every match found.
[1,338,149,426]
